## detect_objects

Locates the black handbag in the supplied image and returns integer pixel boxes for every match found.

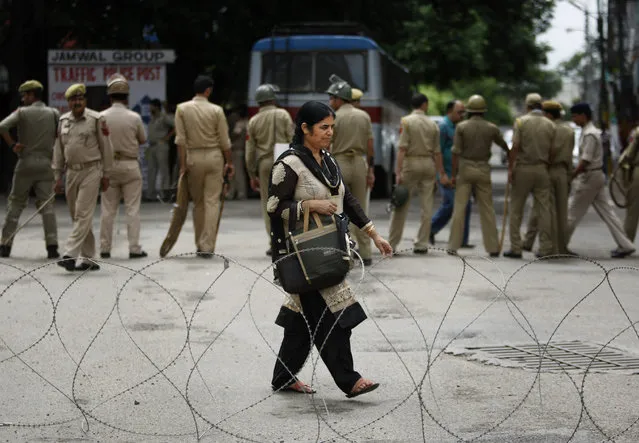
[276,206,351,294]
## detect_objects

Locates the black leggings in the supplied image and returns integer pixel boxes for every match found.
[271,292,361,394]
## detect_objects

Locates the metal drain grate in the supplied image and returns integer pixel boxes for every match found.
[461,341,639,372]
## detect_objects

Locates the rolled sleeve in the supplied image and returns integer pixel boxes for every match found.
[174,106,186,146]
[580,134,598,163]
[432,125,441,153]
[96,116,114,177]
[217,109,231,152]
[398,118,409,148]
[0,110,19,133]
[512,119,521,146]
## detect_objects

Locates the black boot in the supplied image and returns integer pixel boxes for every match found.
[0,245,10,258]
[47,245,60,259]
[57,255,76,271]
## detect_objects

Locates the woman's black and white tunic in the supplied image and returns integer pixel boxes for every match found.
[267,145,372,329]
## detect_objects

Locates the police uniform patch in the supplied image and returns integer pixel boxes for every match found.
[101,120,110,136]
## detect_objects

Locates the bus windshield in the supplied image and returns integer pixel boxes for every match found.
[261,51,367,93]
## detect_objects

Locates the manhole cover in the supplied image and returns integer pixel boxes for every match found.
[457,341,639,372]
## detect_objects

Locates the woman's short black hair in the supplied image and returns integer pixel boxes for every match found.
[292,101,336,145]
[194,75,214,94]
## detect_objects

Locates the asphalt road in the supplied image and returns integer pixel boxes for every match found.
[1,167,638,442]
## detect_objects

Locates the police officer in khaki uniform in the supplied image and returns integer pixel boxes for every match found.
[0,80,60,258]
[174,75,234,257]
[503,93,555,258]
[447,95,508,256]
[388,93,447,254]
[523,101,574,254]
[327,77,375,265]
[621,127,639,242]
[245,84,293,255]
[98,74,148,259]
[566,103,635,257]
[146,98,175,201]
[53,83,114,271]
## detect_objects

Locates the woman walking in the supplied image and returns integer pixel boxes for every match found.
[267,100,393,398]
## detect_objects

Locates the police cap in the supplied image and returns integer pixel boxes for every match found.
[18,80,43,93]
[542,100,562,111]
[106,73,130,95]
[352,88,363,101]
[65,83,86,100]
[570,102,592,116]
[525,93,542,106]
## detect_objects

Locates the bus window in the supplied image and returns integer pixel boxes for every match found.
[382,55,411,107]
[262,53,313,92]
[315,52,367,93]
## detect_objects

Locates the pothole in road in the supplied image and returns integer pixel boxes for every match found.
[448,340,639,373]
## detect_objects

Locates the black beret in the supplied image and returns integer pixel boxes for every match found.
[570,102,592,115]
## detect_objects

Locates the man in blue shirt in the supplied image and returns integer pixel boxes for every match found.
[430,100,473,247]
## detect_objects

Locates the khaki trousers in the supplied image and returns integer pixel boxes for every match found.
[258,157,274,242]
[228,150,248,199]
[509,164,553,255]
[623,167,639,242]
[567,170,635,251]
[64,164,101,258]
[448,160,498,253]
[524,165,570,254]
[146,142,170,198]
[1,157,57,247]
[186,149,224,253]
[99,159,143,254]
[335,154,371,259]
[388,156,436,251]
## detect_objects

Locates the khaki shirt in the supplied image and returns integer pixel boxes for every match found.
[52,108,114,181]
[230,117,248,152]
[148,112,174,145]
[398,109,440,156]
[100,103,146,159]
[246,105,294,178]
[579,121,603,170]
[174,96,230,151]
[551,121,575,169]
[331,103,373,156]
[512,110,555,165]
[452,115,507,162]
[0,101,59,160]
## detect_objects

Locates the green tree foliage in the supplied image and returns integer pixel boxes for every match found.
[392,0,556,89]
[420,79,514,125]
[418,85,453,116]
[3,0,558,106]
[450,78,513,125]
